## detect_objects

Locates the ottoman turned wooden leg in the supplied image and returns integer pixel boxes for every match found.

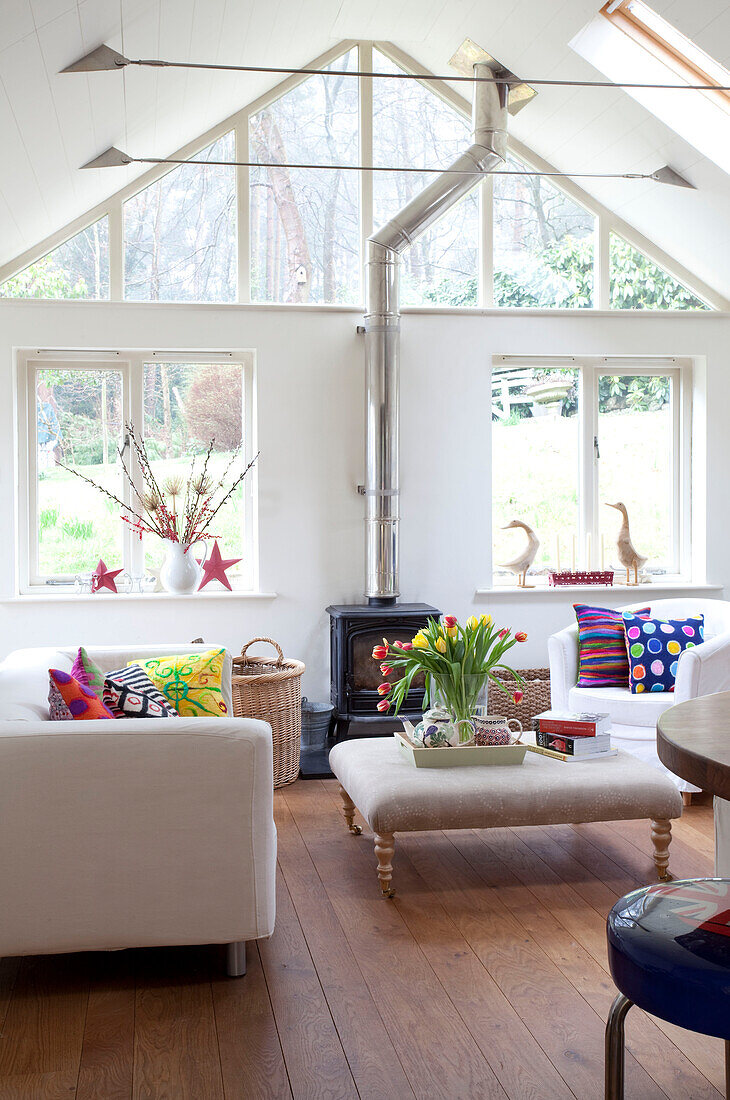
[338,785,362,835]
[651,819,673,881]
[374,833,396,898]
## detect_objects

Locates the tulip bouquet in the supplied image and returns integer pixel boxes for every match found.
[373,614,527,740]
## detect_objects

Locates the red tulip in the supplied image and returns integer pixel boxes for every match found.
[400,642,413,650]
[377,699,390,712]
[515,631,528,643]
[393,640,404,648]
[372,644,388,660]
[380,664,393,676]
[444,615,458,629]
[498,628,509,640]
[377,682,391,696]
[513,690,524,704]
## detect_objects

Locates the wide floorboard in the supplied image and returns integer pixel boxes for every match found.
[0,782,724,1099]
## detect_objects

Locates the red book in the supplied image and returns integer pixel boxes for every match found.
[533,710,611,738]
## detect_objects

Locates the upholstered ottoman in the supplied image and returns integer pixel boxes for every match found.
[329,738,683,897]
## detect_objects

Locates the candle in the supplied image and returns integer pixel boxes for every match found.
[586,532,592,568]
[601,535,605,570]
[571,535,576,572]
[556,535,561,572]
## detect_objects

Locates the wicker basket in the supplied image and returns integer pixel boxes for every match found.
[231,638,305,789]
[490,668,551,728]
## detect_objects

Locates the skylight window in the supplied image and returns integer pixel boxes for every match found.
[572,4,730,174]
[601,1,730,112]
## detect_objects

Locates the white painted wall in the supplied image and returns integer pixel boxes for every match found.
[0,299,727,697]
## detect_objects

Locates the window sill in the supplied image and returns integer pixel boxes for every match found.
[3,590,277,603]
[475,582,723,597]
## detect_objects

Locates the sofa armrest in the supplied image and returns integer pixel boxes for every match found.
[0,716,276,957]
[548,625,580,710]
[674,630,730,703]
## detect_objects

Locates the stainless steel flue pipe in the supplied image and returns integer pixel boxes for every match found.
[363,61,509,603]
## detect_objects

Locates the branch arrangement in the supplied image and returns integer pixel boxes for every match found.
[60,422,258,549]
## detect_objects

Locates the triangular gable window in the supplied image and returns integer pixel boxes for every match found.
[0,218,109,300]
[609,233,708,309]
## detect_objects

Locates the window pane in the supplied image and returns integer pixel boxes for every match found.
[250,49,360,304]
[609,233,708,309]
[1,218,109,300]
[36,369,123,576]
[493,158,595,307]
[492,366,579,581]
[124,133,237,302]
[598,374,674,574]
[143,362,247,583]
[372,49,478,307]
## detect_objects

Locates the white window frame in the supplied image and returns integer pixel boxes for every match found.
[17,348,258,594]
[0,40,724,311]
[491,355,692,586]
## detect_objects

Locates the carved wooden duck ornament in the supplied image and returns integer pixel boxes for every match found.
[499,520,540,588]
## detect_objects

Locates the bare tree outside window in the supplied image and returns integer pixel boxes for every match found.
[493,157,595,307]
[250,48,360,304]
[124,133,237,302]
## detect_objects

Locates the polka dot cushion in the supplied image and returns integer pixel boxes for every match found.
[621,612,705,694]
[49,669,115,720]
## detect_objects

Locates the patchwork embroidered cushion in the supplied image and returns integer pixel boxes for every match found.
[622,612,705,694]
[49,669,114,720]
[71,646,105,700]
[129,648,228,718]
[48,680,73,721]
[574,604,651,687]
[103,665,180,719]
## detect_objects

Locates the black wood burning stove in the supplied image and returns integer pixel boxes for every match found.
[299,602,441,779]
[327,602,441,739]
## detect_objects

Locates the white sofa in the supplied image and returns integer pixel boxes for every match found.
[548,598,730,795]
[0,644,276,976]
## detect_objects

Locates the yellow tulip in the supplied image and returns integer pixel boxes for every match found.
[412,632,428,649]
[480,614,492,626]
[466,616,478,631]
[435,637,447,653]
[446,626,457,639]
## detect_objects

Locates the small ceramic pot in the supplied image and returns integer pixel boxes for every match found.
[414,707,474,748]
[472,714,523,747]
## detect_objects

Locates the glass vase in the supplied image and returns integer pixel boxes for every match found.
[426,674,488,743]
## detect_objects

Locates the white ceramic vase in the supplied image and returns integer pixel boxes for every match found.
[159,539,208,595]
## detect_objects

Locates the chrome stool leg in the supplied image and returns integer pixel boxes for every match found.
[605,993,633,1100]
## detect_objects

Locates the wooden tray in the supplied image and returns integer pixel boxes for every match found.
[396,729,527,768]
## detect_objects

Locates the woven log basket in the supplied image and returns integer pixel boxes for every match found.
[490,668,552,726]
[231,638,305,788]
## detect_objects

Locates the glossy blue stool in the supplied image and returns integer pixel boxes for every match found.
[606,878,730,1099]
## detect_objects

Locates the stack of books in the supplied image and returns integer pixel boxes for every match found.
[528,710,616,762]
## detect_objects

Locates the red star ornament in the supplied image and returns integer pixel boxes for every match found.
[92,558,123,593]
[198,541,242,591]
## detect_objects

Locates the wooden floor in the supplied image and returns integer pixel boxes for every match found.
[0,781,724,1100]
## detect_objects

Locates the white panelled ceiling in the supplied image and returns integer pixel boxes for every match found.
[2,0,730,297]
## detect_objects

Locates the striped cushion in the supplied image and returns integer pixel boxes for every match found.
[103,664,179,718]
[574,604,650,688]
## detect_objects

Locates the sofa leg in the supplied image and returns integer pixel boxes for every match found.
[226,941,247,978]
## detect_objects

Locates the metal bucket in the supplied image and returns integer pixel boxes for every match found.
[301,697,334,750]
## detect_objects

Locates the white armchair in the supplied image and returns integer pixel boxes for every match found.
[0,644,276,976]
[548,598,730,794]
